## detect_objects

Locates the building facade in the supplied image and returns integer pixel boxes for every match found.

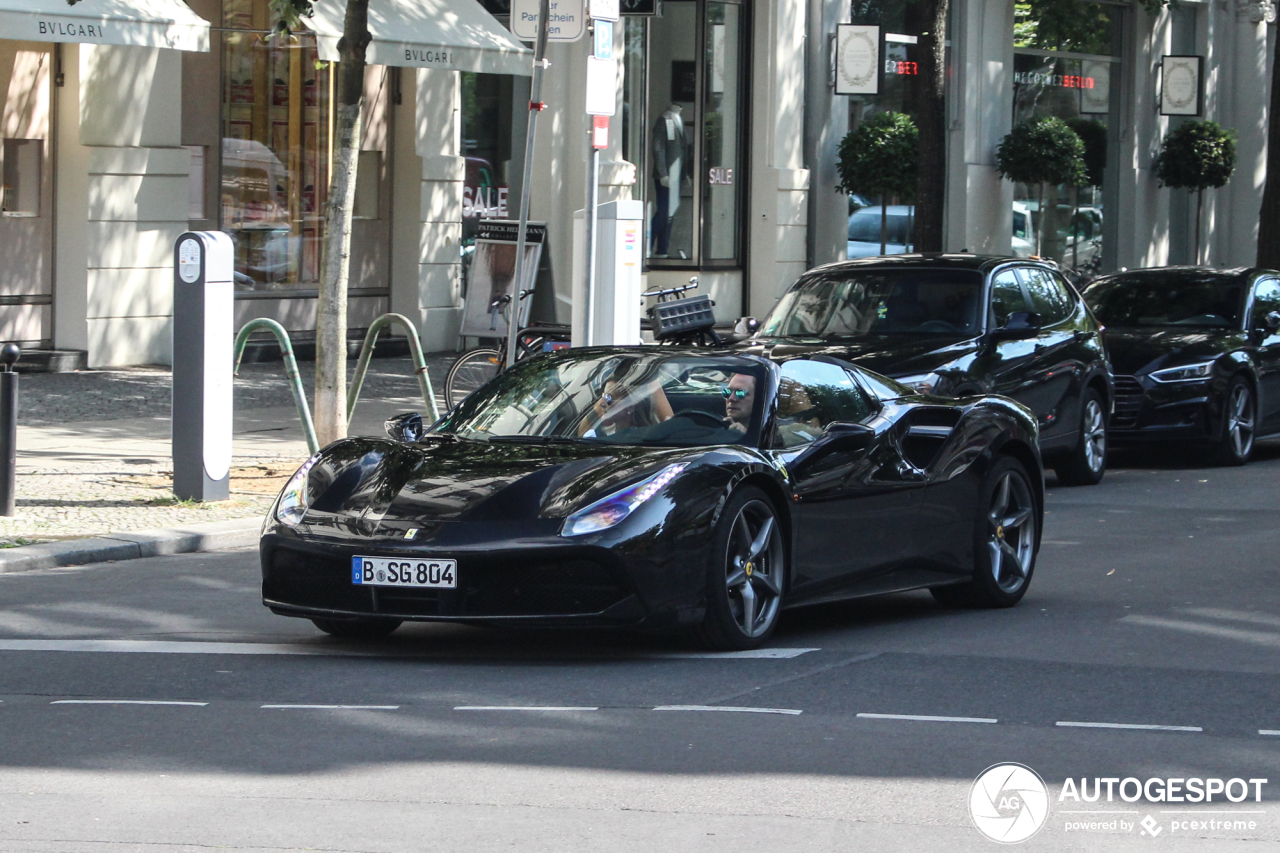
[0,0,1275,367]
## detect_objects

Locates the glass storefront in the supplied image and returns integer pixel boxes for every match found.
[220,0,333,291]
[635,0,747,268]
[1012,0,1123,272]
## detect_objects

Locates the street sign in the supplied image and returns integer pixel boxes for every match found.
[619,0,660,14]
[593,19,613,59]
[512,0,586,41]
[592,115,609,149]
[585,56,617,116]
[589,0,619,21]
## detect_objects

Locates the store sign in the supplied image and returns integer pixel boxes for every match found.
[1081,60,1111,114]
[885,60,918,76]
[835,25,879,95]
[708,167,734,186]
[1161,55,1203,116]
[1013,71,1098,90]
[464,186,509,219]
[511,0,586,41]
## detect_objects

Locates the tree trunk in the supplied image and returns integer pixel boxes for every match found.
[314,0,371,446]
[913,0,949,253]
[880,198,888,255]
[1259,23,1280,268]
[1036,182,1046,257]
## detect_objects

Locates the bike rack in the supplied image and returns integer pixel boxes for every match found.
[233,318,320,455]
[347,313,440,426]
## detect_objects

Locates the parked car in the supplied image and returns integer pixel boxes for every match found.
[260,348,1044,649]
[737,254,1114,485]
[847,205,915,258]
[1080,266,1280,464]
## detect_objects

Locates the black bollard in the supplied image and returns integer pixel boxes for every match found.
[0,343,19,517]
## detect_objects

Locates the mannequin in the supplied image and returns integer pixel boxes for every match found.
[650,104,686,257]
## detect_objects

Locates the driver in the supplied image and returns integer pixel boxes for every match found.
[722,372,756,434]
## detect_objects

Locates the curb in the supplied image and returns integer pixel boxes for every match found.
[0,517,263,574]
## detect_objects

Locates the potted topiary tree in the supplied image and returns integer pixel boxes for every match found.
[837,112,919,255]
[996,117,1087,257]
[1154,120,1237,264]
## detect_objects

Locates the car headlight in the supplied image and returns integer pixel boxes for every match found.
[275,454,322,526]
[561,463,688,537]
[897,372,944,395]
[1149,361,1215,383]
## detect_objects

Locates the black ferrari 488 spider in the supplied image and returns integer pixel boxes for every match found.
[260,348,1044,649]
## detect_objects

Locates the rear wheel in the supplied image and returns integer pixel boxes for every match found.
[1213,376,1255,466]
[931,455,1038,609]
[311,617,403,639]
[1054,388,1107,486]
[445,347,502,409]
[692,486,786,650]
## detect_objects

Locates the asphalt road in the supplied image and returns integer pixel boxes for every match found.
[1,445,1278,852]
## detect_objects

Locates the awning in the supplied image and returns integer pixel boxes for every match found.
[309,0,532,77]
[1,0,210,52]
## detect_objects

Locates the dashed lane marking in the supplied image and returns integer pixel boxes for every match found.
[262,704,399,710]
[1260,730,1280,736]
[653,705,803,715]
[1056,721,1203,732]
[454,706,599,712]
[857,712,997,724]
[50,700,207,706]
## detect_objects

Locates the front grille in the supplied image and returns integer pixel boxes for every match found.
[264,546,628,618]
[1111,375,1145,428]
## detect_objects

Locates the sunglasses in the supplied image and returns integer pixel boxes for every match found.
[721,386,750,399]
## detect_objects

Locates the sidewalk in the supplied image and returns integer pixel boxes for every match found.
[0,353,457,549]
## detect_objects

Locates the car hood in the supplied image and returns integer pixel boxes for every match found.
[742,334,981,378]
[1104,327,1243,376]
[293,437,694,537]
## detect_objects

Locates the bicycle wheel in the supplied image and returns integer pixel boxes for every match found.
[445,347,503,409]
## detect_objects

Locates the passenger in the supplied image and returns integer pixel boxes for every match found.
[775,378,822,447]
[580,379,673,437]
[722,372,756,434]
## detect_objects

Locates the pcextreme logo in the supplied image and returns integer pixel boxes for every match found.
[969,763,1051,843]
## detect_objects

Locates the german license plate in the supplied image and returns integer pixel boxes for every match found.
[351,556,457,588]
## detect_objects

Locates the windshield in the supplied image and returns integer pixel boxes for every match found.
[759,269,985,338]
[1084,275,1244,329]
[434,352,768,448]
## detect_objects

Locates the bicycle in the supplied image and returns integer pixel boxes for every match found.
[444,289,570,409]
[644,277,722,347]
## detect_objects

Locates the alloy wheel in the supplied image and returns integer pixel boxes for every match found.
[723,500,784,639]
[1227,383,1255,459]
[1081,398,1106,473]
[987,471,1036,594]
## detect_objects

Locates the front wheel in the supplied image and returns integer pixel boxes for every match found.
[445,347,503,409]
[1213,376,1255,466]
[692,486,786,650]
[931,455,1039,609]
[311,617,403,638]
[1054,388,1107,486]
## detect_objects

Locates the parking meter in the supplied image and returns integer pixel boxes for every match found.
[172,231,234,502]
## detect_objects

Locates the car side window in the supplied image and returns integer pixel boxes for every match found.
[775,360,874,448]
[1021,268,1075,326]
[990,269,1028,328]
[1250,279,1280,329]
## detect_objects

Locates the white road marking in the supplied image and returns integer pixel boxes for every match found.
[653,705,802,715]
[261,704,399,710]
[50,700,207,706]
[1260,729,1280,736]
[1056,721,1202,732]
[857,712,997,724]
[454,706,598,712]
[0,639,818,660]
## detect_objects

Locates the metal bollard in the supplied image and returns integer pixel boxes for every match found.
[0,344,19,516]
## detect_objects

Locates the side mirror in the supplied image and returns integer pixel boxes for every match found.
[791,422,875,475]
[1265,311,1280,333]
[385,412,425,443]
[989,311,1042,342]
[734,316,760,336]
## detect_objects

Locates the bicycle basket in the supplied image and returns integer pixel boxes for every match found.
[648,295,717,340]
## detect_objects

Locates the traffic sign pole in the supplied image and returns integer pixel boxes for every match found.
[584,4,617,348]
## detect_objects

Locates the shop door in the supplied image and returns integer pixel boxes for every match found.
[0,42,53,347]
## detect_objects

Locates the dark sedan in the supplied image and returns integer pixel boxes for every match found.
[261,348,1044,650]
[738,254,1114,485]
[1080,266,1280,464]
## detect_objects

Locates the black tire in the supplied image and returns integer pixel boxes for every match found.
[1213,376,1256,466]
[692,486,786,651]
[931,455,1039,609]
[445,347,502,409]
[1054,387,1107,486]
[311,617,403,638]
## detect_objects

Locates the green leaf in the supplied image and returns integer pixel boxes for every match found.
[836,111,919,200]
[996,116,1087,187]
[1153,120,1237,190]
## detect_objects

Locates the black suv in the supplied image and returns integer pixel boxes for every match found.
[737,254,1114,485]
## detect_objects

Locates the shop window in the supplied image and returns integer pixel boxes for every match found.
[219,0,333,291]
[644,0,747,267]
[1,139,41,217]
